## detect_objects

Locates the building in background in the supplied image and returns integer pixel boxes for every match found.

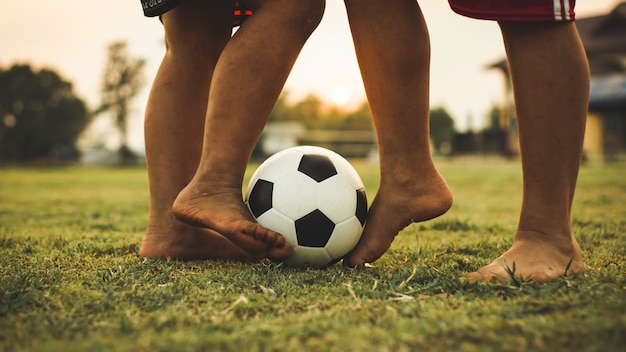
[489,2,626,163]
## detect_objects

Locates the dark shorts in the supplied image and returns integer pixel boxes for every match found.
[141,0,252,26]
[448,0,576,21]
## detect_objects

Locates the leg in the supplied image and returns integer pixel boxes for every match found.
[468,21,588,283]
[173,0,325,259]
[140,0,253,260]
[343,0,452,268]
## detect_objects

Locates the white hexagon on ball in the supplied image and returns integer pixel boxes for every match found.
[272,172,320,220]
[317,175,358,224]
[324,217,363,259]
[286,246,333,268]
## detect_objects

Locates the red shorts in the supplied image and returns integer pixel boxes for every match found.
[448,0,576,21]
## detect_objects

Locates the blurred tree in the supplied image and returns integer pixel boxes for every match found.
[291,94,323,128]
[430,107,455,155]
[269,93,374,131]
[94,41,145,164]
[339,102,373,130]
[486,105,504,130]
[0,64,90,163]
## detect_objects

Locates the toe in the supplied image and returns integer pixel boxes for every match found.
[267,242,293,260]
[271,233,286,247]
[465,271,484,283]
[250,224,267,241]
[342,254,366,269]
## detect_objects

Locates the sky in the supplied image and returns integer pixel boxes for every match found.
[0,0,622,150]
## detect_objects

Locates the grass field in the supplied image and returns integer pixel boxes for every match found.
[1,160,625,351]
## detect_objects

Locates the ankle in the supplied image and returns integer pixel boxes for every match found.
[379,161,441,186]
[186,174,244,194]
[514,229,579,254]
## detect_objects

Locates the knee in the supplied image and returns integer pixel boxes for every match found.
[291,0,326,28]
[161,4,233,60]
[163,25,231,67]
[248,0,325,35]
[163,33,231,75]
[283,0,326,37]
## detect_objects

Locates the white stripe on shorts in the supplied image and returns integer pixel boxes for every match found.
[554,0,572,21]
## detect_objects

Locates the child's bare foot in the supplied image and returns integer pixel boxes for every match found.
[140,217,260,261]
[172,181,292,260]
[466,230,585,283]
[344,173,453,268]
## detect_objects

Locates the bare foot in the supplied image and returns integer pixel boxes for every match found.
[344,173,453,268]
[172,181,292,260]
[466,230,585,283]
[140,217,260,261]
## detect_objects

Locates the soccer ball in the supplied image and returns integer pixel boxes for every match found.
[246,146,368,268]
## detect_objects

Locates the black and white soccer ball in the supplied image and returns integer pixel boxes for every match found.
[246,146,368,268]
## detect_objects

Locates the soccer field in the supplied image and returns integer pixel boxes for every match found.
[1,161,625,351]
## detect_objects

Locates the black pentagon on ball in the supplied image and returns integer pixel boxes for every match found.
[295,209,336,247]
[248,179,274,218]
[297,154,337,182]
[356,188,368,226]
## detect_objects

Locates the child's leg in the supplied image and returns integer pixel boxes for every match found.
[343,0,452,268]
[140,0,253,260]
[173,0,325,259]
[468,21,588,283]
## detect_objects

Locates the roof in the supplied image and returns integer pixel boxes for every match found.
[589,74,626,109]
[576,3,626,56]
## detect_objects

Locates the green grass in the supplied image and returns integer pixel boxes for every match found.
[1,160,625,351]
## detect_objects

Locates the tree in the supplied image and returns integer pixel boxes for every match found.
[291,94,323,128]
[0,64,90,163]
[430,107,455,155]
[338,102,373,131]
[95,41,145,164]
[486,105,504,131]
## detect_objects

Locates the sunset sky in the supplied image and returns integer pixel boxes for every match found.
[1,0,622,150]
